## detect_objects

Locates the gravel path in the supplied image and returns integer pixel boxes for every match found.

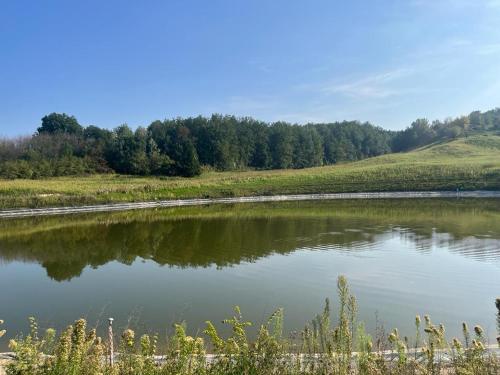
[1,190,499,218]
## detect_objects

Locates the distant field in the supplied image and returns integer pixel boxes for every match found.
[1,134,500,209]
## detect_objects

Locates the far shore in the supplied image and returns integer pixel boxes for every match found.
[1,190,500,219]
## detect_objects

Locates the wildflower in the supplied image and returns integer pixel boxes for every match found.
[72,318,86,352]
[415,315,421,326]
[46,328,56,338]
[388,333,395,343]
[452,338,462,350]
[8,339,17,350]
[140,334,152,356]
[56,326,73,362]
[122,329,135,347]
[86,328,96,343]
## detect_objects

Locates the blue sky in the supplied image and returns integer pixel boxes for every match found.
[1,0,500,136]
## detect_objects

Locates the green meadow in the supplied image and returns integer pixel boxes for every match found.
[1,134,499,209]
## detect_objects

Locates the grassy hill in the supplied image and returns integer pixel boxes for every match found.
[1,134,499,209]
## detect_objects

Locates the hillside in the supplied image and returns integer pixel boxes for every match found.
[359,133,500,164]
[0,134,499,209]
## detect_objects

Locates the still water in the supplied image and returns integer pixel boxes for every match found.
[0,199,499,349]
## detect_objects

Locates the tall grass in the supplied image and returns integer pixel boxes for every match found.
[2,277,499,374]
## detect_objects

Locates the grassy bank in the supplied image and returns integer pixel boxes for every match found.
[2,277,500,375]
[1,134,500,209]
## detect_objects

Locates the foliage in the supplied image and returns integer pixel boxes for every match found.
[0,113,390,179]
[0,133,499,209]
[3,107,500,179]
[3,277,500,374]
[37,113,83,135]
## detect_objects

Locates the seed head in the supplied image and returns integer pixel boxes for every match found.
[473,325,483,336]
[452,338,462,350]
[472,339,485,350]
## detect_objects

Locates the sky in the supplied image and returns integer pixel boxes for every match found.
[1,0,500,136]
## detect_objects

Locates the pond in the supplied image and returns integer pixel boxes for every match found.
[0,199,499,350]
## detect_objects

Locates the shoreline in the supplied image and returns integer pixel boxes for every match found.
[1,190,500,218]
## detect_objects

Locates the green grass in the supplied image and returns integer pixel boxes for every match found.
[1,134,500,209]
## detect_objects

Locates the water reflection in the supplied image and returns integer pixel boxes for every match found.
[1,199,499,281]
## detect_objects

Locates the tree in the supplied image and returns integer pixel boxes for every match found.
[147,138,173,175]
[170,127,201,177]
[392,119,435,152]
[269,122,293,169]
[107,124,136,174]
[38,113,83,135]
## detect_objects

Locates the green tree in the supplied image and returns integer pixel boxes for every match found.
[269,122,293,169]
[170,127,201,177]
[37,113,83,135]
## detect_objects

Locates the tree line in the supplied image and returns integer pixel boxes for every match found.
[0,108,499,179]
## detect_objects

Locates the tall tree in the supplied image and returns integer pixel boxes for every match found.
[37,113,83,135]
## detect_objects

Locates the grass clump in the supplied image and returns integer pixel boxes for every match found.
[2,277,500,374]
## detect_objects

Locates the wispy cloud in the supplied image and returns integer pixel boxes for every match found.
[317,68,415,99]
